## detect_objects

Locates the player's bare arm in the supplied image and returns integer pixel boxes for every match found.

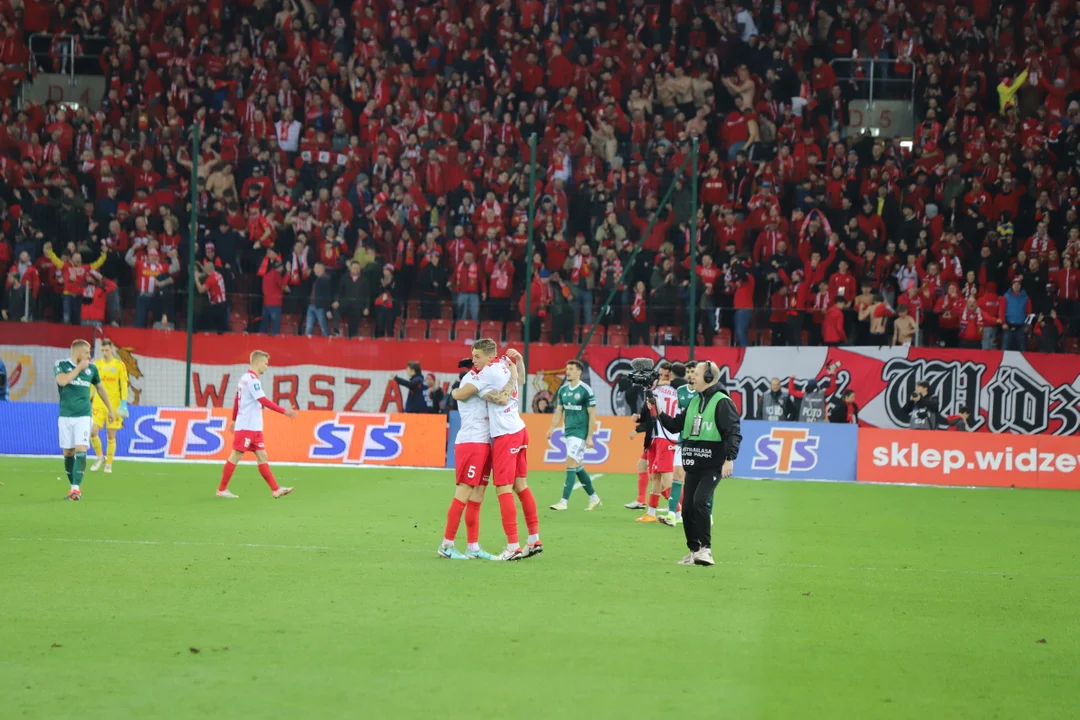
[481,380,514,406]
[547,404,564,439]
[451,383,479,401]
[586,405,597,449]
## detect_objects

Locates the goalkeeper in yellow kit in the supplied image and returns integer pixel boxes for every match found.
[90,339,129,473]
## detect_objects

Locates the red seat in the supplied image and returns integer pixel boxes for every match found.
[455,320,478,341]
[606,326,628,346]
[716,328,732,346]
[406,299,421,318]
[441,304,454,320]
[579,324,604,345]
[229,313,248,334]
[757,328,773,346]
[428,318,452,342]
[402,318,427,340]
[1065,337,1079,354]
[503,321,523,342]
[280,314,301,337]
[357,318,375,338]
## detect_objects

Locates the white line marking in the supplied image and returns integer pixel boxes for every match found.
[4,537,1076,579]
[572,472,604,490]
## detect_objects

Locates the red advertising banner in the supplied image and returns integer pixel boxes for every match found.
[523,415,641,475]
[856,428,1080,490]
[119,408,448,467]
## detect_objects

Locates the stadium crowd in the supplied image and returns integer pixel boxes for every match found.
[1,0,1080,352]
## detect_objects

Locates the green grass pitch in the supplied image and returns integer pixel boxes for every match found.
[2,458,1079,719]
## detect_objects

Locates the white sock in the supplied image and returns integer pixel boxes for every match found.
[647,506,656,516]
[442,539,454,547]
[508,542,520,551]
[72,485,80,491]
[527,534,539,544]
[590,494,600,501]
[467,542,480,552]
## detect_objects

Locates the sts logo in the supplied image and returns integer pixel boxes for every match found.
[543,428,612,465]
[750,427,819,474]
[130,408,226,458]
[310,413,404,463]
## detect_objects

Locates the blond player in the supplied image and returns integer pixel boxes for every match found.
[90,339,129,473]
[218,350,298,498]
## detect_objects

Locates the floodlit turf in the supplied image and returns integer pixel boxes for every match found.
[2,458,1079,719]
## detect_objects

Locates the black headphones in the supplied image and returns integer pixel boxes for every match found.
[702,361,715,384]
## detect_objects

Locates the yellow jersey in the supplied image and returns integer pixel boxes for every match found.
[92,357,129,407]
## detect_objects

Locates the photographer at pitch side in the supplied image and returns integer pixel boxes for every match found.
[648,361,742,567]
[903,380,940,430]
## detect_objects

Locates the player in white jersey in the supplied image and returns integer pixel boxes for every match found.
[217,350,298,499]
[438,360,503,560]
[451,339,541,561]
[636,364,680,523]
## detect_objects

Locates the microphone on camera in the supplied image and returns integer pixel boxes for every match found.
[629,357,655,373]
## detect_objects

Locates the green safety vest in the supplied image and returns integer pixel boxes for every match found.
[680,389,729,470]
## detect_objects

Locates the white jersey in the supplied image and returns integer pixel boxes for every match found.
[455,369,491,445]
[652,384,680,442]
[467,357,526,438]
[234,371,267,432]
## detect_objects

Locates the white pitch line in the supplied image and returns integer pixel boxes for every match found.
[573,472,603,491]
[4,537,1077,579]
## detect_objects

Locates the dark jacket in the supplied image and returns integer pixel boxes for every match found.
[656,383,743,465]
[902,393,940,429]
[394,373,430,413]
[337,272,371,309]
[828,399,859,424]
[309,273,334,310]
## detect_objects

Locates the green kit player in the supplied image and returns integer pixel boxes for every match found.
[55,339,116,500]
[547,360,602,511]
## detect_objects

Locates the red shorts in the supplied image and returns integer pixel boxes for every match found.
[232,430,265,453]
[647,438,676,474]
[455,442,491,487]
[492,428,528,487]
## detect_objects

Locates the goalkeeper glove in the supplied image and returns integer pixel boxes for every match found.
[118,400,129,418]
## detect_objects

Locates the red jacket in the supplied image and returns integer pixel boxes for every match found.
[828,270,856,301]
[260,260,289,307]
[1052,268,1079,301]
[822,304,847,343]
[452,261,484,294]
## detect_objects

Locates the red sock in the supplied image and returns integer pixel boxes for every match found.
[219,461,237,491]
[465,500,482,544]
[677,501,682,513]
[648,493,660,509]
[257,463,280,491]
[517,487,539,536]
[497,492,519,545]
[444,498,466,542]
[637,472,649,503]
[662,487,671,500]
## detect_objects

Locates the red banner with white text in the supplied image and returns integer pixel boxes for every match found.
[3,324,1078,434]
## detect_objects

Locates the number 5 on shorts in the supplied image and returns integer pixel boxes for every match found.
[467,466,476,479]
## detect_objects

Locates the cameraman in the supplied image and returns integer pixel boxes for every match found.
[902,381,939,430]
[619,361,663,510]
[650,361,742,567]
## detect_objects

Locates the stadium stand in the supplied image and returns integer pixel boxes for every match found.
[1,0,1079,352]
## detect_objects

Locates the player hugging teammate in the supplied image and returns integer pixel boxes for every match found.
[442,339,542,562]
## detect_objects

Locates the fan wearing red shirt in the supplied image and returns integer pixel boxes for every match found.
[822,296,849,346]
[958,295,995,349]
[195,259,229,333]
[934,283,964,347]
[828,259,857,301]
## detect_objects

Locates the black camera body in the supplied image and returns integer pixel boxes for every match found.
[627,368,659,388]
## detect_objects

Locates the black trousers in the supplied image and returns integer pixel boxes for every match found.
[682,468,722,552]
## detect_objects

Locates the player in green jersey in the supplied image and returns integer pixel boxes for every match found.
[660,361,695,526]
[54,339,117,500]
[546,359,602,511]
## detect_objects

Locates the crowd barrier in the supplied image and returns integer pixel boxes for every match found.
[5,403,1076,490]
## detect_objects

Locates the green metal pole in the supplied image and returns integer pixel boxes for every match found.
[184,124,199,407]
[522,134,537,409]
[689,138,699,361]
[574,153,692,359]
